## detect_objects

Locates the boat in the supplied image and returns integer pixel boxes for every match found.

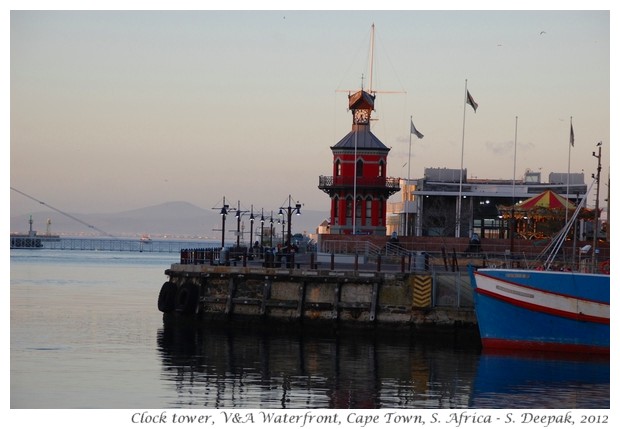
[140,234,152,244]
[468,177,610,354]
[468,266,609,354]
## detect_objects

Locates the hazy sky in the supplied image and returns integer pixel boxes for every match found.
[8,5,612,219]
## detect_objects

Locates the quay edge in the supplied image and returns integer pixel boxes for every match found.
[158,263,479,337]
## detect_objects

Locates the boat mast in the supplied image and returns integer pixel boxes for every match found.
[592,142,602,271]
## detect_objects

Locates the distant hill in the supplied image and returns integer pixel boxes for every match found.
[10,201,329,239]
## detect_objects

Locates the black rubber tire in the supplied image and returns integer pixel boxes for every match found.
[174,284,199,314]
[157,281,177,313]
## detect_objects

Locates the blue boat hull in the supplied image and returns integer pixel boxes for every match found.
[469,268,609,354]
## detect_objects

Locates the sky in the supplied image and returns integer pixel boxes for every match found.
[7,3,613,222]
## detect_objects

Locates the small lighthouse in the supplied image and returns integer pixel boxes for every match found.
[318,89,400,235]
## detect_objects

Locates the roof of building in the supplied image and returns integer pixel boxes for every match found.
[348,90,375,110]
[331,127,390,152]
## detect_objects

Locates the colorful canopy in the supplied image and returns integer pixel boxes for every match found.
[516,190,575,211]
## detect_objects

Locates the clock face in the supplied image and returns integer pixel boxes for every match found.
[354,109,369,124]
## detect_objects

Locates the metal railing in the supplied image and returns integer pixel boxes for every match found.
[318,175,401,190]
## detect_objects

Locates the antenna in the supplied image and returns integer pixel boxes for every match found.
[336,24,406,95]
[368,23,375,93]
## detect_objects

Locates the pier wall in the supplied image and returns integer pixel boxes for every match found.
[159,264,476,332]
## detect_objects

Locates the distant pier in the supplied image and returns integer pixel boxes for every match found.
[10,237,217,253]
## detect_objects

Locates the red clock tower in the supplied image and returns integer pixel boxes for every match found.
[318,89,400,235]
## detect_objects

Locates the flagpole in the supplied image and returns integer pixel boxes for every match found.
[566,117,572,226]
[405,115,412,237]
[511,116,518,253]
[457,79,468,238]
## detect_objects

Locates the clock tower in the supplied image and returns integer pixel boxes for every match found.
[318,89,400,235]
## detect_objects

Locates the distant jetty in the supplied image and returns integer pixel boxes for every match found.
[10,216,60,249]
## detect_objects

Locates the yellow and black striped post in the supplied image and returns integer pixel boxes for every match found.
[411,275,432,308]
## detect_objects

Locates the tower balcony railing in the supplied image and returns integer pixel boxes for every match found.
[318,176,401,192]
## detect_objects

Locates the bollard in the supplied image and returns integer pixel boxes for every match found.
[331,253,335,270]
[354,253,359,271]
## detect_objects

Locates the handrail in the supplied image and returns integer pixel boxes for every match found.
[318,175,401,189]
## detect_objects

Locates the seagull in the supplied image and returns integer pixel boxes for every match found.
[540,31,546,35]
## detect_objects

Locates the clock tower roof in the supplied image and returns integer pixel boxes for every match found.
[348,89,375,111]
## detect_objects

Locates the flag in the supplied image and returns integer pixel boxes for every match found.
[466,90,478,112]
[410,119,424,139]
[570,122,575,147]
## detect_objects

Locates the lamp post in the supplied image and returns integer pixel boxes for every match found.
[260,209,265,249]
[249,205,255,249]
[280,218,286,247]
[233,201,249,248]
[269,211,274,248]
[214,196,230,249]
[279,194,302,252]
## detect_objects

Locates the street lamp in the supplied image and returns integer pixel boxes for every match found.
[279,194,302,252]
[260,209,265,249]
[233,201,249,248]
[280,218,286,247]
[269,211,274,248]
[214,196,230,249]
[249,205,255,250]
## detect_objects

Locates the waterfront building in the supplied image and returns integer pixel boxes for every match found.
[387,167,588,239]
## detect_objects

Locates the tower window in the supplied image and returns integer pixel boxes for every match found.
[356,159,364,177]
[335,160,342,176]
[378,160,385,177]
[346,197,353,225]
[333,196,339,218]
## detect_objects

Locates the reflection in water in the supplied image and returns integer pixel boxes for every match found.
[156,320,609,409]
[156,320,481,408]
[470,350,610,409]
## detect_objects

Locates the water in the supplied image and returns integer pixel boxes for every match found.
[10,249,610,412]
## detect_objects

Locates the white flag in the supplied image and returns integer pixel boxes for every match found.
[410,119,424,139]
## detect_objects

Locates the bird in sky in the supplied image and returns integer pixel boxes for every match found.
[540,31,547,35]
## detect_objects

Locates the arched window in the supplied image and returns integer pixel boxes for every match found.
[366,196,373,223]
[378,160,385,177]
[333,196,339,224]
[346,197,353,225]
[335,159,342,176]
[356,159,364,177]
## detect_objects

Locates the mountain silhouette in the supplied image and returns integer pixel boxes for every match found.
[10,201,328,239]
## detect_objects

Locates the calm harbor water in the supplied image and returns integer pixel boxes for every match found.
[10,248,610,411]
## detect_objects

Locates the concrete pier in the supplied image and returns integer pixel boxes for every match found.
[159,263,477,332]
